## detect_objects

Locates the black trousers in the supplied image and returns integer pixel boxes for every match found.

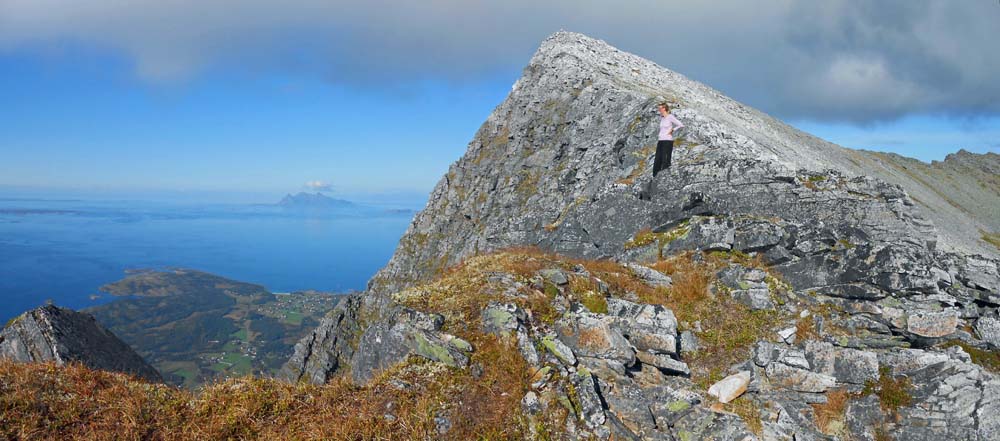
[652,140,674,176]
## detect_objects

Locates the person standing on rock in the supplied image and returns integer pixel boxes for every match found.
[653,103,684,176]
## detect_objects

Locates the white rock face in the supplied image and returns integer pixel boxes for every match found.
[708,371,750,404]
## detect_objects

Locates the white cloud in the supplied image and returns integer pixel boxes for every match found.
[1,0,997,122]
[304,180,332,192]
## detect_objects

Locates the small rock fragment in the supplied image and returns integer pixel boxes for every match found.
[777,327,797,343]
[522,391,542,415]
[635,351,690,376]
[707,371,750,403]
[538,268,569,285]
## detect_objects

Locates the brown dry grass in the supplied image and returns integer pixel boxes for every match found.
[3,248,583,441]
[946,340,1000,373]
[577,327,610,350]
[811,389,851,435]
[648,251,783,388]
[1,333,534,440]
[567,274,609,313]
[796,313,820,341]
[863,367,912,414]
[726,395,763,435]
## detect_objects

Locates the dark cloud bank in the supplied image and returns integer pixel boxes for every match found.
[1,0,998,123]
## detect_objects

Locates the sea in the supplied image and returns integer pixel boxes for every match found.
[0,196,418,322]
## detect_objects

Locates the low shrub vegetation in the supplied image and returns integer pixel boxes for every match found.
[863,367,913,414]
[946,340,1000,373]
[648,251,783,388]
[1,336,533,440]
[811,389,851,435]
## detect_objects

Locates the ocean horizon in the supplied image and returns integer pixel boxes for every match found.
[0,195,418,322]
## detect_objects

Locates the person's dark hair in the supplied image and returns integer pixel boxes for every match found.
[658,102,671,112]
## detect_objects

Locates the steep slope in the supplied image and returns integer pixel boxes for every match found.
[0,304,162,382]
[282,32,1000,440]
[854,149,1000,246]
[370,31,997,295]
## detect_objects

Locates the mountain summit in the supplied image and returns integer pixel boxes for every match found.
[282,31,1000,440]
[366,31,997,294]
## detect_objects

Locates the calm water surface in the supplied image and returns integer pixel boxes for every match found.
[0,198,415,322]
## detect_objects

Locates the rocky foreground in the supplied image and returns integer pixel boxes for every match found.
[282,31,1000,440]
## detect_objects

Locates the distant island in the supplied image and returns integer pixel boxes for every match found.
[276,191,416,216]
[278,192,355,208]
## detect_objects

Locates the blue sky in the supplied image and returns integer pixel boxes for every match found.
[1,1,997,203]
[0,45,511,203]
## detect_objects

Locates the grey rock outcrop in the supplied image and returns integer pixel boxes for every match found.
[282,295,470,385]
[977,315,1000,349]
[281,294,364,384]
[0,304,162,382]
[284,31,1000,439]
[369,31,997,298]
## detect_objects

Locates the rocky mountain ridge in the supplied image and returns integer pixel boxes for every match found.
[282,31,1000,440]
[0,304,162,383]
[366,31,997,295]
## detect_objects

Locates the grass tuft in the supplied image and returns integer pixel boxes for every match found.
[811,389,851,435]
[863,367,912,414]
[648,252,783,388]
[946,340,1000,373]
[981,230,1000,250]
[796,314,820,341]
[727,395,763,435]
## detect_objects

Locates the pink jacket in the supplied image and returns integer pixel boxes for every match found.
[658,114,684,141]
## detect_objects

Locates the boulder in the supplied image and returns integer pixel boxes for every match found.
[537,268,569,285]
[975,316,1000,349]
[707,371,750,404]
[556,313,635,366]
[624,263,673,288]
[571,369,607,429]
[907,309,959,338]
[717,265,775,310]
[540,335,577,366]
[350,307,470,384]
[480,302,525,336]
[605,298,678,355]
[803,340,879,385]
[679,330,700,354]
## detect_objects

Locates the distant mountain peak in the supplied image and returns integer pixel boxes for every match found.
[278,192,355,208]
